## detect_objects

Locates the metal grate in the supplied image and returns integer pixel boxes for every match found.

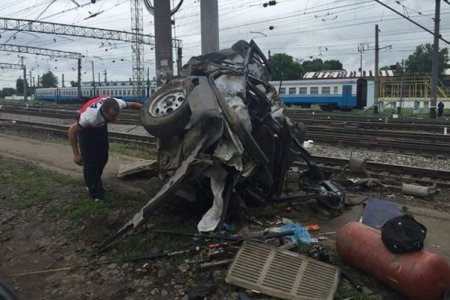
[225,240,340,300]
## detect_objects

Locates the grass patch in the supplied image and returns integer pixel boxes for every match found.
[0,129,154,160]
[66,186,143,221]
[109,142,156,160]
[114,210,200,258]
[0,158,64,209]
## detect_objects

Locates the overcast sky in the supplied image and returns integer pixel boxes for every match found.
[0,0,449,89]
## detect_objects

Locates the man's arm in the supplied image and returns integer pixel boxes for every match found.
[126,102,143,109]
[68,122,83,166]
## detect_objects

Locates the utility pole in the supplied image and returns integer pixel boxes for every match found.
[29,70,32,97]
[62,73,65,87]
[430,0,441,119]
[130,0,144,101]
[358,43,369,77]
[154,0,173,86]
[21,57,27,101]
[77,58,82,101]
[91,61,96,96]
[399,60,404,115]
[176,46,182,75]
[200,0,219,54]
[146,67,150,98]
[374,25,379,113]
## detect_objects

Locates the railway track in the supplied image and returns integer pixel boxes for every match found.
[1,118,449,188]
[2,105,449,157]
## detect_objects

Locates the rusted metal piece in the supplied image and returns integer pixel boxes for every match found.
[401,183,438,197]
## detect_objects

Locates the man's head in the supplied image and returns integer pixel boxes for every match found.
[101,97,120,122]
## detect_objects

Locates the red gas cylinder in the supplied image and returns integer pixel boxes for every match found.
[336,222,450,300]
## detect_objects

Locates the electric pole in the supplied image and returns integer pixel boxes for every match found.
[374,25,379,113]
[21,57,27,101]
[430,0,441,119]
[200,0,219,54]
[154,0,173,87]
[358,43,370,77]
[91,61,96,96]
[77,58,82,101]
[130,0,144,101]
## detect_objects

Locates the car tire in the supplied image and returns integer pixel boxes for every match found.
[141,79,193,137]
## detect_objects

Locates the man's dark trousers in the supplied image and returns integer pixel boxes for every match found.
[79,125,109,199]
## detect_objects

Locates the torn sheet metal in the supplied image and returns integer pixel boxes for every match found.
[197,167,228,232]
[98,139,210,252]
[117,160,159,179]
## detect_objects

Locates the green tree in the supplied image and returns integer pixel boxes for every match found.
[41,71,58,88]
[301,58,324,72]
[269,53,304,80]
[16,78,29,96]
[404,44,449,76]
[70,80,79,87]
[300,58,344,73]
[323,59,343,70]
[0,88,15,98]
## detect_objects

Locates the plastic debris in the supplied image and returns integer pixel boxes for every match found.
[280,224,311,245]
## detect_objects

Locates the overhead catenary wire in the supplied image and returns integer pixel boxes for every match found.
[372,0,450,45]
[0,0,448,87]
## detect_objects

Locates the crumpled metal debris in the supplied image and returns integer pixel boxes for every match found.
[99,40,345,252]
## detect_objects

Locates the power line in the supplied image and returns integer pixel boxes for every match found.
[372,0,449,44]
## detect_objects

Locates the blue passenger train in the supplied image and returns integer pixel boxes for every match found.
[270,78,374,111]
[34,84,149,103]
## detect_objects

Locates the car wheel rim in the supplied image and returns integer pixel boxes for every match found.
[149,89,186,117]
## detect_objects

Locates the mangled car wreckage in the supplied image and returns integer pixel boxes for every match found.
[100,40,345,250]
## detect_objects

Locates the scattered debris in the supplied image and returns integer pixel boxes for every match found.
[103,40,345,251]
[225,240,340,300]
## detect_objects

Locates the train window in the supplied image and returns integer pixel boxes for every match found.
[333,86,338,94]
[299,87,307,94]
[288,87,296,95]
[423,101,429,109]
[279,87,286,94]
[322,87,331,95]
[310,87,319,94]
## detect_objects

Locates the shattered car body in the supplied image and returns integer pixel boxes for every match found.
[100,40,344,250]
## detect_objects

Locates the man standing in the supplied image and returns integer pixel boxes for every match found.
[68,96,143,201]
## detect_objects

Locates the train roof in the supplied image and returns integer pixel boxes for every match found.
[269,78,365,86]
[303,70,394,79]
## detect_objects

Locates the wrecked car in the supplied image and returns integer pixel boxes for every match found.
[100,40,344,250]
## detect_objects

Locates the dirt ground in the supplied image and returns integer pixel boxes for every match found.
[1,132,450,300]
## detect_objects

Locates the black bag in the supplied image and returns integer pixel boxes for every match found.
[381,214,427,254]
